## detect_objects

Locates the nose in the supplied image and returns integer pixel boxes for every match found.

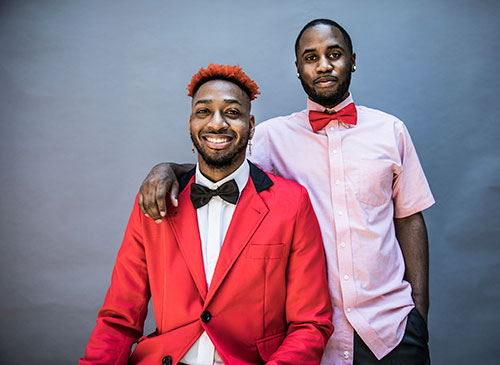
[316,55,333,73]
[208,110,228,130]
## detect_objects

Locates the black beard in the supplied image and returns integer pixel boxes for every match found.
[300,72,351,108]
[191,132,249,169]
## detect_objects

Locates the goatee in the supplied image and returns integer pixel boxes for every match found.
[300,72,351,108]
[191,132,249,169]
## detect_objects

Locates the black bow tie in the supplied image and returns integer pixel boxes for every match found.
[190,179,240,209]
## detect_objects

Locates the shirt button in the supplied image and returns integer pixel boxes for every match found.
[338,211,343,216]
[340,242,346,248]
[333,149,338,154]
[335,179,340,185]
[330,126,334,131]
[347,307,352,312]
[344,351,349,359]
[344,275,349,280]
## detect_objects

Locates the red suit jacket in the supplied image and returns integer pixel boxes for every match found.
[80,163,333,364]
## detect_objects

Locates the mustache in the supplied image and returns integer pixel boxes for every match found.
[313,75,338,83]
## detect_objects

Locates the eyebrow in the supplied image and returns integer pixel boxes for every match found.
[302,44,344,57]
[194,98,242,106]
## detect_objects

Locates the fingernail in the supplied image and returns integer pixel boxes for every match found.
[155,219,163,224]
[160,211,166,217]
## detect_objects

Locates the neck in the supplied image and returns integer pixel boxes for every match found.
[320,91,350,109]
[198,155,246,182]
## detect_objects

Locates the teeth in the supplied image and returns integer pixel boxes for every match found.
[207,137,229,143]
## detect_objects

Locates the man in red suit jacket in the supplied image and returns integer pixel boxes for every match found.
[80,64,333,365]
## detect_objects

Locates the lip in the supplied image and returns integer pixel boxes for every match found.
[313,75,338,87]
[202,133,234,150]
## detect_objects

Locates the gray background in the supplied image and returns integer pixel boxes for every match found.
[1,0,499,364]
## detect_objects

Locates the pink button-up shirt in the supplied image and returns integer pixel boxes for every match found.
[250,94,435,364]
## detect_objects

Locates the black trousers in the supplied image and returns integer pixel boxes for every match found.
[354,308,430,365]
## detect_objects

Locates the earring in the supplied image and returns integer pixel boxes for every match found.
[192,141,195,155]
[297,73,300,79]
[352,65,357,72]
[248,139,252,156]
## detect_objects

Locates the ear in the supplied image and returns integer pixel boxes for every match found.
[249,115,256,139]
[295,60,300,75]
[351,52,357,71]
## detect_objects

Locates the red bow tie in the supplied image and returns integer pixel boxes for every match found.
[309,103,357,132]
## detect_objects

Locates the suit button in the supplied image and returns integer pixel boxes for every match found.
[162,355,172,365]
[201,310,212,323]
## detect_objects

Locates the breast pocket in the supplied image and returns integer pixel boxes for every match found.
[246,243,285,260]
[358,159,394,206]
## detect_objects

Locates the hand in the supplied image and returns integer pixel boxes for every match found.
[138,163,180,223]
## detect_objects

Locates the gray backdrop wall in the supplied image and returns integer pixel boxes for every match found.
[1,0,499,364]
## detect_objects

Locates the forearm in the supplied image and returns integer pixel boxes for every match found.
[394,212,429,321]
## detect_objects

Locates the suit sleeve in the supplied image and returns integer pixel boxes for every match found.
[79,195,150,364]
[267,186,334,365]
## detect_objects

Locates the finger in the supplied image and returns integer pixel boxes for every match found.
[138,192,149,217]
[144,182,162,222]
[170,180,180,207]
[156,180,168,217]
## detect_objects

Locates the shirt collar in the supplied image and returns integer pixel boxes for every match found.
[306,93,354,113]
[195,159,250,194]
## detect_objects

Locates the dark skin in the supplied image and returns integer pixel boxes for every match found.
[138,80,254,223]
[295,24,356,108]
[395,212,429,323]
[138,162,192,223]
[189,80,255,182]
[138,23,430,320]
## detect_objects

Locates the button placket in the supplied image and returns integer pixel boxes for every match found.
[327,123,356,318]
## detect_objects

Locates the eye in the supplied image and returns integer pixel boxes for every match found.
[304,54,317,62]
[196,108,210,116]
[226,108,241,117]
[328,52,342,59]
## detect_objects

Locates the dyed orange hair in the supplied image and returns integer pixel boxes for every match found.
[187,63,260,100]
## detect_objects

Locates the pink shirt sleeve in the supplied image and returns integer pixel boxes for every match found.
[392,122,435,218]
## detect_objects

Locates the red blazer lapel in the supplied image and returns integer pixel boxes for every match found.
[205,177,269,304]
[167,176,208,300]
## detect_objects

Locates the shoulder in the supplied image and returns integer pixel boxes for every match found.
[257,171,316,222]
[357,105,405,124]
[356,105,410,140]
[259,168,309,201]
[256,109,308,132]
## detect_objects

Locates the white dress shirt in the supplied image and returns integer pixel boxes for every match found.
[180,160,250,365]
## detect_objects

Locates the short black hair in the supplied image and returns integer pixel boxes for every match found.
[295,19,353,57]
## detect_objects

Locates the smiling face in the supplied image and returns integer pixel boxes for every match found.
[190,79,255,180]
[295,24,356,108]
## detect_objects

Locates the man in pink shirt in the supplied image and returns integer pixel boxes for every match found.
[138,19,434,364]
